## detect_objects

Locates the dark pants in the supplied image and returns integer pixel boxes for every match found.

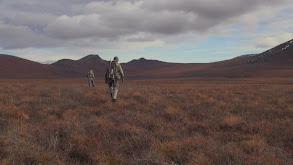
[88,79,94,88]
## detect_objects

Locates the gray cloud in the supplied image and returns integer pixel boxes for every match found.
[0,0,291,50]
[0,21,61,49]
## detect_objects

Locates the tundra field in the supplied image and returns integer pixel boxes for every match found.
[0,79,293,165]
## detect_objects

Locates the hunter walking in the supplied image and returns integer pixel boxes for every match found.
[105,56,124,103]
[87,69,95,89]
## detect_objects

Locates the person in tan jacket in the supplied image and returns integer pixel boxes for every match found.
[105,56,124,103]
[87,69,95,89]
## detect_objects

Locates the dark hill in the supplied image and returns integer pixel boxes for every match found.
[1,39,293,79]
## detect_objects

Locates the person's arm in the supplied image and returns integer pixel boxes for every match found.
[93,73,95,80]
[118,64,124,82]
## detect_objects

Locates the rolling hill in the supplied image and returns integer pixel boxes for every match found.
[52,54,108,78]
[0,38,293,79]
[0,54,59,79]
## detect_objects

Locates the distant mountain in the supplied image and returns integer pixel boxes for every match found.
[216,38,293,77]
[0,54,63,79]
[52,54,108,77]
[234,39,293,65]
[0,39,293,79]
[127,58,166,65]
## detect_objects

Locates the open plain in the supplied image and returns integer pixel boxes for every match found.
[0,79,292,165]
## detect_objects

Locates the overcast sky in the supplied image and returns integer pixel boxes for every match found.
[0,0,293,63]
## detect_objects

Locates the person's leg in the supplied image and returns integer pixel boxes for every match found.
[88,79,91,89]
[108,81,114,99]
[112,80,119,101]
[92,80,95,87]
[90,80,94,88]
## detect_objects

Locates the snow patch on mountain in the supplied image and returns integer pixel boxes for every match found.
[282,45,290,50]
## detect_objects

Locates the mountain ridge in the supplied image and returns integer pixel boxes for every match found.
[0,38,293,79]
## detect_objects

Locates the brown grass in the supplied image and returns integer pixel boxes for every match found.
[0,78,292,165]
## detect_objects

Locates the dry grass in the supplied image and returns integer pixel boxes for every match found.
[0,78,292,165]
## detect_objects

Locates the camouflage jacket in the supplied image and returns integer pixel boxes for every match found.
[105,62,124,81]
[87,72,95,79]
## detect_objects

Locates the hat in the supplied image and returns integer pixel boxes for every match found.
[114,56,119,60]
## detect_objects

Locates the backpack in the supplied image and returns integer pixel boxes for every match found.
[107,61,120,81]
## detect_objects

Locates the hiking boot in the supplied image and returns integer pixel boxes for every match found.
[112,99,116,103]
